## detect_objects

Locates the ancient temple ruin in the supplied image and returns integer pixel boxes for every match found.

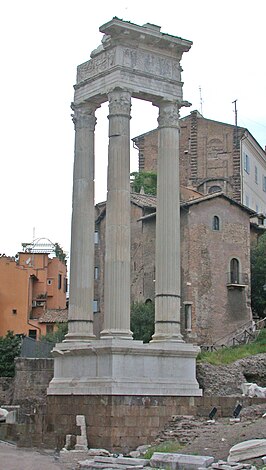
[47,18,201,450]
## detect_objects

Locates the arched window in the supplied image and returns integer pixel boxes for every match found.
[212,215,220,231]
[230,258,239,284]
[208,185,222,194]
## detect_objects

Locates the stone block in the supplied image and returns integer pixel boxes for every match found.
[228,439,266,463]
[150,452,214,469]
[94,456,149,466]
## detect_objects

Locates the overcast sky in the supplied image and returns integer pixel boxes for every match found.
[1,0,265,262]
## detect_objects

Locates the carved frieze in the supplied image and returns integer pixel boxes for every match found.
[77,50,116,83]
[77,46,182,84]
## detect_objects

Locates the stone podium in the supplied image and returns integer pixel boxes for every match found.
[47,18,201,451]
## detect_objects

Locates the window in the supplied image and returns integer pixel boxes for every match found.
[184,304,192,331]
[64,278,68,293]
[212,215,220,231]
[93,300,98,313]
[208,185,222,194]
[263,176,266,192]
[47,279,52,286]
[94,267,99,280]
[29,329,37,340]
[58,274,62,289]
[245,194,249,207]
[255,165,258,184]
[244,154,250,174]
[230,258,239,284]
[94,231,99,244]
[12,309,17,315]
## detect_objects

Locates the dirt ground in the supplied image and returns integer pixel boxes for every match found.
[154,403,266,464]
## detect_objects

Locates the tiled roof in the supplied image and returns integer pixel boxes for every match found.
[39,309,68,323]
[180,186,203,201]
[131,187,202,207]
[131,192,157,208]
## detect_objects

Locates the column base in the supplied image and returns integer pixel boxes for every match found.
[47,339,202,397]
[63,333,96,342]
[100,328,133,340]
[151,332,184,343]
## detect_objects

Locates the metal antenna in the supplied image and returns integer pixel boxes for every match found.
[232,99,238,127]
[199,86,203,115]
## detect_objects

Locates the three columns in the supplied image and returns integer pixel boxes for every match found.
[66,90,183,343]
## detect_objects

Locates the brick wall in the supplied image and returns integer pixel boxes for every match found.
[43,394,265,452]
[134,112,240,199]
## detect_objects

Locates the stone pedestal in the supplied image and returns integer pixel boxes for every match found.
[48,339,201,396]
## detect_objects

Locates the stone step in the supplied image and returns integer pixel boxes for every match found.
[77,461,145,470]
[94,456,149,466]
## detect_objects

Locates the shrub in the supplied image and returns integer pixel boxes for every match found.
[0,331,21,377]
[130,301,155,343]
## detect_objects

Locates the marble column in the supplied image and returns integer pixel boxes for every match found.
[65,102,97,341]
[100,88,133,339]
[152,100,183,342]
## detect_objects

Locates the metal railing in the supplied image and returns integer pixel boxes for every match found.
[201,316,266,352]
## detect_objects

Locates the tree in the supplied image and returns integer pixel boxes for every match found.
[54,242,67,264]
[0,331,21,377]
[40,323,68,343]
[130,171,157,195]
[130,301,155,343]
[251,233,266,318]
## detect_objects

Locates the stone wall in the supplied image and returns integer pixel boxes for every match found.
[181,196,251,345]
[43,394,266,452]
[12,357,54,403]
[1,354,265,450]
[0,377,13,405]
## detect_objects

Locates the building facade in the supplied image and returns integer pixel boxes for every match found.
[133,111,266,217]
[0,250,67,339]
[94,191,257,346]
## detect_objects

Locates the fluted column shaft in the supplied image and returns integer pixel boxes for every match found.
[101,89,133,339]
[152,101,183,342]
[65,102,97,341]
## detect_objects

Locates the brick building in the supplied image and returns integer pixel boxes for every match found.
[133,111,266,217]
[94,190,261,346]
[0,242,68,339]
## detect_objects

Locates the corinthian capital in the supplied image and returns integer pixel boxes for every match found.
[71,102,97,130]
[107,89,131,117]
[158,101,180,128]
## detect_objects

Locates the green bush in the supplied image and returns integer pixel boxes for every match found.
[130,171,157,195]
[40,323,68,343]
[251,232,266,317]
[130,301,155,343]
[0,331,21,377]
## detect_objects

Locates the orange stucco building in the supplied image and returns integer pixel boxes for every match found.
[0,251,67,339]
